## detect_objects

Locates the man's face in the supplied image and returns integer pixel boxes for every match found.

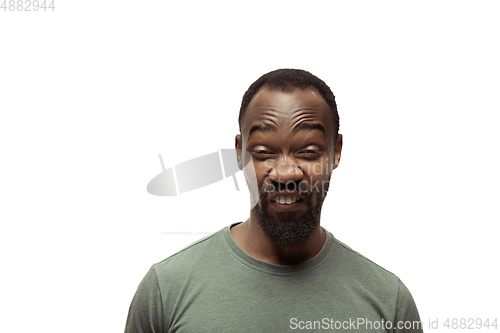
[236,87,342,246]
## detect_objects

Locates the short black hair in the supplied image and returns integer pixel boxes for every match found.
[239,69,339,140]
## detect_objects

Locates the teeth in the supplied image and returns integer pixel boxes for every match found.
[274,195,298,205]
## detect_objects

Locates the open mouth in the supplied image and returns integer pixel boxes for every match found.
[271,195,304,205]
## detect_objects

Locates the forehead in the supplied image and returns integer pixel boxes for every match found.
[241,87,333,139]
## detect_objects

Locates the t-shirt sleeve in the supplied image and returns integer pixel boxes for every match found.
[394,278,424,333]
[124,266,165,333]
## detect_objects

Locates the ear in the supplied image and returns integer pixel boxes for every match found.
[235,134,243,170]
[332,134,343,170]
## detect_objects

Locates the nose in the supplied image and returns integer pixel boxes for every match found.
[268,159,303,185]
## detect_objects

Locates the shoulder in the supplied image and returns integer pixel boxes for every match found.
[151,228,228,279]
[327,235,423,330]
[329,236,401,289]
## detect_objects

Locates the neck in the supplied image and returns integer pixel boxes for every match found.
[230,213,326,265]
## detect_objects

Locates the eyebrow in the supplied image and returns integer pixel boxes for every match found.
[292,122,326,134]
[248,124,276,139]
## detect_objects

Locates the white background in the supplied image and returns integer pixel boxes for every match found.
[1,1,499,332]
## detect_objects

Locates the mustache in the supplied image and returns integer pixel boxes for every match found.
[261,180,311,194]
[259,178,331,201]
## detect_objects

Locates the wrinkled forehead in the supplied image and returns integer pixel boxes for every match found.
[241,86,335,140]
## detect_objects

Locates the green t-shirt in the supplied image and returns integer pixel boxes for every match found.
[125,223,423,332]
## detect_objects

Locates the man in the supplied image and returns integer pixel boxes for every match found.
[125,69,423,332]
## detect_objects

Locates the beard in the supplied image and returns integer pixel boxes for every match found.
[252,178,330,247]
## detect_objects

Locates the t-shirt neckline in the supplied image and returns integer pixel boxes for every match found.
[221,222,334,276]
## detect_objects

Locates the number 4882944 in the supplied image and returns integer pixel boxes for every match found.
[1,0,55,11]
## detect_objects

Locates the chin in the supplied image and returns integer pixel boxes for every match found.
[254,194,322,247]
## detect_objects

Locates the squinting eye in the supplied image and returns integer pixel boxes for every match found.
[253,150,274,155]
[298,149,321,157]
[304,150,320,154]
